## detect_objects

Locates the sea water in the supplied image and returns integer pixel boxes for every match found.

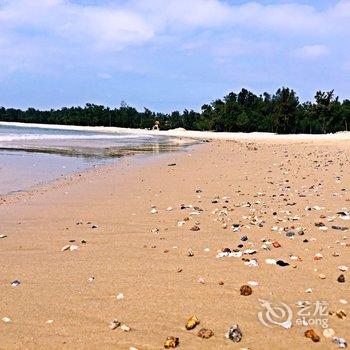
[0,124,176,195]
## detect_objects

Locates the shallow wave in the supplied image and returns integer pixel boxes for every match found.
[0,133,154,142]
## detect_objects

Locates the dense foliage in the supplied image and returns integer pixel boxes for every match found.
[1,88,349,133]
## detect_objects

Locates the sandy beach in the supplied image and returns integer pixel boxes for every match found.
[0,136,349,349]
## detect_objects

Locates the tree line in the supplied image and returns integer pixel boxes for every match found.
[1,88,349,134]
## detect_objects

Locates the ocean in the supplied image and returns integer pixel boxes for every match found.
[0,124,179,195]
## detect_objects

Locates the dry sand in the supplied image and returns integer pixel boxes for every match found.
[0,138,349,349]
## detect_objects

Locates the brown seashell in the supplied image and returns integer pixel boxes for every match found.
[305,329,320,342]
[338,274,345,283]
[240,285,253,296]
[197,328,214,339]
[272,241,281,248]
[185,316,200,330]
[190,225,200,231]
[164,336,179,348]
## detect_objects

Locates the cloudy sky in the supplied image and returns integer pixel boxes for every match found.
[0,0,349,111]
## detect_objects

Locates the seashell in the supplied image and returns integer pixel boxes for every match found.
[332,336,347,348]
[306,288,312,293]
[88,277,95,282]
[121,324,131,332]
[323,328,335,339]
[185,315,200,330]
[116,293,124,300]
[11,280,21,287]
[69,245,79,251]
[61,245,70,252]
[164,336,179,348]
[197,328,214,339]
[226,325,243,342]
[198,277,205,284]
[247,281,258,286]
[46,319,54,324]
[240,285,253,296]
[187,249,194,257]
[318,274,326,279]
[2,317,11,323]
[305,329,320,342]
[190,225,200,231]
[150,208,158,214]
[265,259,276,265]
[109,319,121,330]
[338,265,348,272]
[0,234,7,239]
[335,310,346,319]
[338,274,346,283]
[339,299,348,305]
[166,207,173,211]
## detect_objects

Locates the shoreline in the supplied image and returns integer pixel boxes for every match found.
[0,138,349,349]
[2,121,350,141]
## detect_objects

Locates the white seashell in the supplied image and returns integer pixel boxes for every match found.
[109,319,121,330]
[323,328,335,338]
[0,234,7,239]
[121,324,131,332]
[69,245,79,251]
[150,208,158,214]
[61,245,70,252]
[339,299,348,305]
[198,277,205,284]
[338,265,349,272]
[305,288,312,293]
[247,281,258,286]
[46,320,54,324]
[2,317,11,323]
[116,293,124,300]
[166,207,173,211]
[265,259,277,265]
[204,248,210,252]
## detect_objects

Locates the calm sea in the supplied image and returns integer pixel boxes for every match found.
[0,124,177,195]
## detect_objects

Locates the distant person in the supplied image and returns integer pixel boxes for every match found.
[152,120,160,131]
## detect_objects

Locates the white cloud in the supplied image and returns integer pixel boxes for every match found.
[294,45,330,59]
[0,0,349,75]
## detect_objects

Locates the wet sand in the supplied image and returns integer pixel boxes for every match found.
[0,139,349,349]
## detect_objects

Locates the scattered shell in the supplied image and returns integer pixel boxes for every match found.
[164,336,179,348]
[247,281,258,286]
[121,324,131,332]
[318,273,326,279]
[116,293,124,300]
[305,329,320,342]
[332,337,347,348]
[226,325,243,342]
[197,328,214,339]
[0,234,7,239]
[11,280,21,287]
[187,249,194,257]
[323,328,335,339]
[338,274,346,283]
[61,245,70,252]
[2,317,11,323]
[338,265,349,272]
[185,316,200,330]
[240,285,253,296]
[198,277,205,284]
[109,319,121,330]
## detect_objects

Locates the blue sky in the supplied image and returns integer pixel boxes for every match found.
[0,0,349,112]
